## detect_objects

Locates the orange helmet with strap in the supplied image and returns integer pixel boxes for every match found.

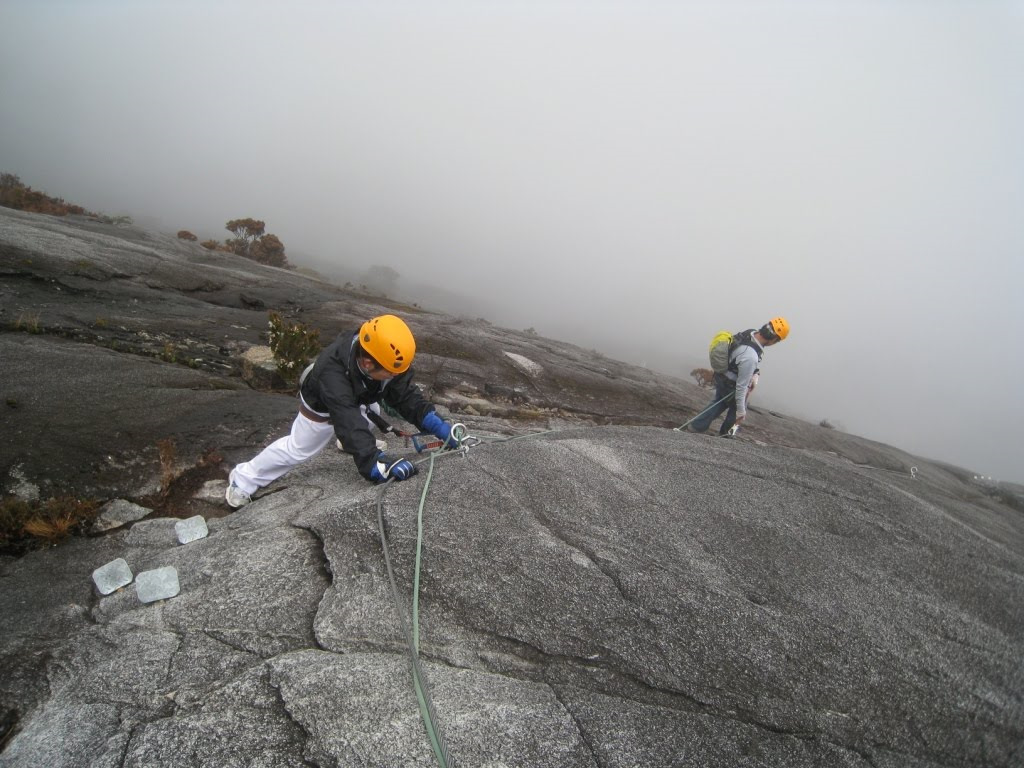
[359,315,416,373]
[764,317,790,341]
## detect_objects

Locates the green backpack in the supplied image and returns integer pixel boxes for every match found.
[708,329,760,374]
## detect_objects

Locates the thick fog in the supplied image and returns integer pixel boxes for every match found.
[2,1,1022,482]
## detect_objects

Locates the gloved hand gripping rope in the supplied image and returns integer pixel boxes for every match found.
[371,421,478,483]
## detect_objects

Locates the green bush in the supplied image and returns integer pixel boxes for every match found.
[267,311,321,384]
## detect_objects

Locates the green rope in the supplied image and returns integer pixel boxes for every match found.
[376,468,453,768]
[376,426,565,767]
[412,448,439,653]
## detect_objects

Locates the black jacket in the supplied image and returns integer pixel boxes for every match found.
[300,331,436,479]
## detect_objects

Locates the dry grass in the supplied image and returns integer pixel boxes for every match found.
[157,437,177,496]
[14,312,40,333]
[23,512,77,539]
[0,496,101,555]
[159,342,178,363]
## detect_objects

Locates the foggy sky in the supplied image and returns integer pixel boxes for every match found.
[2,1,1022,482]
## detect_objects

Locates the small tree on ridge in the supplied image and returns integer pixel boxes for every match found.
[225,218,266,257]
[224,218,289,268]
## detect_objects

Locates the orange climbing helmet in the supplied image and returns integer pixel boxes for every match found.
[359,314,416,373]
[763,317,790,341]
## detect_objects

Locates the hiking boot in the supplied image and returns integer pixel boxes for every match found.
[225,479,251,509]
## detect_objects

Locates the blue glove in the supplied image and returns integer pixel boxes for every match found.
[421,411,460,450]
[369,454,419,483]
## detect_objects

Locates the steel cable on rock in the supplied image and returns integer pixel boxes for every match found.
[672,391,734,432]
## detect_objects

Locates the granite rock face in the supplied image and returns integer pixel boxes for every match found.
[1,429,1022,766]
[1,205,702,502]
[1,208,1023,766]
[0,206,950,502]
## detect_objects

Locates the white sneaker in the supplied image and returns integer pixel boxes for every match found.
[337,438,387,451]
[225,479,251,509]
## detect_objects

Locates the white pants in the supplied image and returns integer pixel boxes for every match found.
[230,402,381,494]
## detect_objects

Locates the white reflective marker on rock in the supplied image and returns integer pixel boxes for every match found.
[135,566,180,603]
[175,515,209,544]
[92,558,134,595]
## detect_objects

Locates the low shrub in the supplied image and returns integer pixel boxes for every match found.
[0,172,93,217]
[267,311,321,384]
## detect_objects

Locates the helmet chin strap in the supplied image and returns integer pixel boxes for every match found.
[357,353,394,381]
[355,355,376,380]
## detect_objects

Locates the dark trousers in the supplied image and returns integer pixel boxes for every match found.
[689,373,737,434]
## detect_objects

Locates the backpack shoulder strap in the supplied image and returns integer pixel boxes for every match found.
[727,329,763,373]
[732,329,762,356]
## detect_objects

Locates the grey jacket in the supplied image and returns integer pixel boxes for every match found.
[727,340,763,417]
